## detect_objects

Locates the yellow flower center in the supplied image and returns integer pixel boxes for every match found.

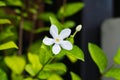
[55,38,60,43]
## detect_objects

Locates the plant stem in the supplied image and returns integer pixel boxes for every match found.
[29,13,37,46]
[61,0,67,23]
[34,55,55,78]
[100,63,115,79]
[28,0,44,47]
[18,17,24,56]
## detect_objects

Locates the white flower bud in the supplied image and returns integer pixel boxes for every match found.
[76,24,82,31]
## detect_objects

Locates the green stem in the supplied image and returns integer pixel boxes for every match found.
[34,55,55,78]
[72,31,78,37]
[100,63,115,79]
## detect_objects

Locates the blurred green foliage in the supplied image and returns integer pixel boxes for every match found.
[0,0,84,80]
[88,43,120,80]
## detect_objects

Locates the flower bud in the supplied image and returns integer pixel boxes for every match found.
[76,24,82,31]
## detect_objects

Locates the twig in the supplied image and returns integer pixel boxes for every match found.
[29,13,37,46]
[28,0,44,47]
[61,0,67,23]
[18,17,23,55]
[100,63,115,79]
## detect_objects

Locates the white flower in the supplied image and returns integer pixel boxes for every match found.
[43,24,73,55]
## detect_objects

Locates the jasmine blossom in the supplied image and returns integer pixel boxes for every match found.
[43,25,73,55]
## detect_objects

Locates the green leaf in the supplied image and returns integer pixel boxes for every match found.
[39,12,56,22]
[88,43,108,73]
[49,16,63,31]
[34,27,49,34]
[38,71,52,79]
[0,26,17,41]
[70,72,81,80]
[4,56,26,74]
[104,68,120,79]
[25,53,42,76]
[25,64,36,76]
[66,45,84,61]
[39,43,52,64]
[0,1,6,7]
[63,21,75,28]
[43,0,53,4]
[0,19,11,24]
[29,8,37,14]
[28,40,42,53]
[0,41,18,50]
[0,9,6,18]
[54,49,67,60]
[23,21,33,31]
[28,53,42,70]
[44,63,67,75]
[0,69,8,80]
[67,55,77,63]
[57,2,84,18]
[114,48,120,64]
[12,72,23,80]
[23,77,33,80]
[14,9,21,14]
[48,74,63,80]
[6,0,23,7]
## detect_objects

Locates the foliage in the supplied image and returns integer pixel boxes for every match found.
[0,0,84,80]
[88,43,120,80]
[88,43,108,73]
[0,41,18,50]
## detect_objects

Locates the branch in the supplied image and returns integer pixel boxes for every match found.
[61,0,67,23]
[18,17,24,55]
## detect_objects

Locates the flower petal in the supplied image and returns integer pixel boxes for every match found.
[43,37,54,45]
[60,41,73,50]
[59,28,71,39]
[50,25,58,38]
[52,44,61,55]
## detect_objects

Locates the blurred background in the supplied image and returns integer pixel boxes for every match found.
[1,0,120,80]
